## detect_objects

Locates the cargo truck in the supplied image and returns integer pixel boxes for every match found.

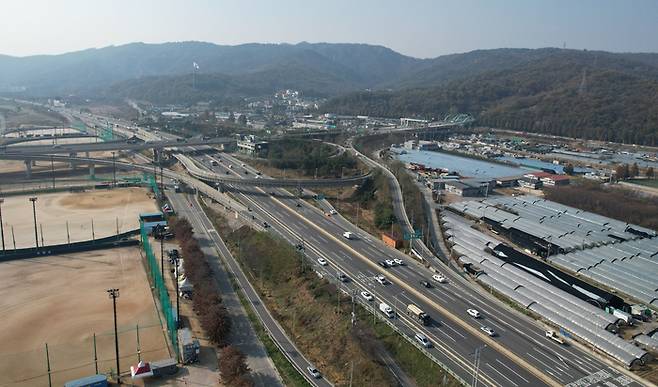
[407,304,430,325]
[379,302,394,318]
[545,330,565,344]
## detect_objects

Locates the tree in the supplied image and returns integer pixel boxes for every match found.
[201,304,231,346]
[647,166,655,179]
[563,163,575,175]
[614,164,628,181]
[219,346,252,385]
[630,162,639,177]
[237,114,247,125]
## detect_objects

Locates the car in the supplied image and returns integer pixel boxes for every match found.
[262,222,269,228]
[256,171,262,175]
[375,275,388,285]
[480,326,496,337]
[241,163,246,167]
[432,273,446,283]
[378,260,390,269]
[337,272,348,282]
[225,171,230,175]
[329,209,337,215]
[269,191,276,196]
[317,258,328,266]
[393,258,405,266]
[420,280,432,288]
[385,259,396,267]
[415,333,432,348]
[307,366,321,379]
[296,203,302,208]
[244,170,249,174]
[467,309,481,318]
[361,291,374,301]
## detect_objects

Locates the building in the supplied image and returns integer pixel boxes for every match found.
[541,174,571,186]
[444,181,482,197]
[400,117,429,126]
[236,134,268,156]
[518,177,543,189]
[418,141,439,151]
[496,176,519,188]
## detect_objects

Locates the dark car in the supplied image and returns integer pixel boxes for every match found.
[420,280,432,288]
[378,260,390,269]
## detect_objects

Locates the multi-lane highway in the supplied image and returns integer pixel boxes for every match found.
[189,150,644,387]
[4,108,646,386]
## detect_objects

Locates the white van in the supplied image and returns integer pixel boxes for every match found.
[379,302,394,318]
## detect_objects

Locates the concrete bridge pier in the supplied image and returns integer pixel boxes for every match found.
[24,159,32,178]
[69,152,78,169]
[89,163,95,178]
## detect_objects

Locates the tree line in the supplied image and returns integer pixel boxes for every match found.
[169,217,253,386]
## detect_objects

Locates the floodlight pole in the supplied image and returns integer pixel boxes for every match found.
[107,288,121,384]
[0,198,5,253]
[29,197,38,249]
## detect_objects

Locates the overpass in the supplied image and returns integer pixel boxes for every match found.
[0,153,371,188]
[0,137,235,155]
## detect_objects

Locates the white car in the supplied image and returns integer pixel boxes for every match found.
[432,274,446,283]
[415,332,432,348]
[361,291,374,301]
[480,326,496,337]
[329,209,337,215]
[467,308,481,318]
[317,258,328,266]
[393,258,405,266]
[375,275,388,285]
[385,259,396,267]
[307,366,321,379]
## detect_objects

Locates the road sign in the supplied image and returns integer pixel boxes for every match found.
[403,229,422,241]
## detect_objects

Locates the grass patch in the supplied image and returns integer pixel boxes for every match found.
[627,178,658,188]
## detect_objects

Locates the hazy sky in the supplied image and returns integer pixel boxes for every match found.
[2,0,657,58]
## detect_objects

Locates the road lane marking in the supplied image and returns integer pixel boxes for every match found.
[487,363,519,387]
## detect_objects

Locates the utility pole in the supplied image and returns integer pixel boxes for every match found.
[45,343,52,387]
[50,156,55,189]
[107,288,121,384]
[0,198,5,253]
[112,151,117,187]
[29,197,38,249]
[91,219,95,241]
[93,333,98,374]
[40,224,45,247]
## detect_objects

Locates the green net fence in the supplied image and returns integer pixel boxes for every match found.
[140,222,178,359]
[147,173,161,199]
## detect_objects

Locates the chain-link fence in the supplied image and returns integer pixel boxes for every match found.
[140,221,178,360]
[0,324,167,387]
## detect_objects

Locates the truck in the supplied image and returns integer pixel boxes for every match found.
[407,304,430,325]
[545,330,565,344]
[178,328,201,364]
[379,302,394,318]
[606,306,634,325]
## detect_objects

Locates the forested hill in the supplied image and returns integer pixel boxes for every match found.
[322,50,658,146]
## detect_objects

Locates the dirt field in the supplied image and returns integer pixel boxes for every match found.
[0,247,170,386]
[0,187,158,249]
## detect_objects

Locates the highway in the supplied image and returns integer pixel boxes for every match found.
[189,151,644,387]
[168,191,333,387]
[3,108,645,386]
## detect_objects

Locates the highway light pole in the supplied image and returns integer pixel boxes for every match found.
[29,197,38,249]
[111,151,117,187]
[107,288,121,384]
[0,198,5,253]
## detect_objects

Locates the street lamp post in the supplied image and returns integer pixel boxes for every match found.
[29,197,38,249]
[111,151,116,187]
[107,288,121,384]
[0,198,5,253]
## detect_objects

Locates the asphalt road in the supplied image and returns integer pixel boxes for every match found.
[196,151,644,387]
[168,189,332,387]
